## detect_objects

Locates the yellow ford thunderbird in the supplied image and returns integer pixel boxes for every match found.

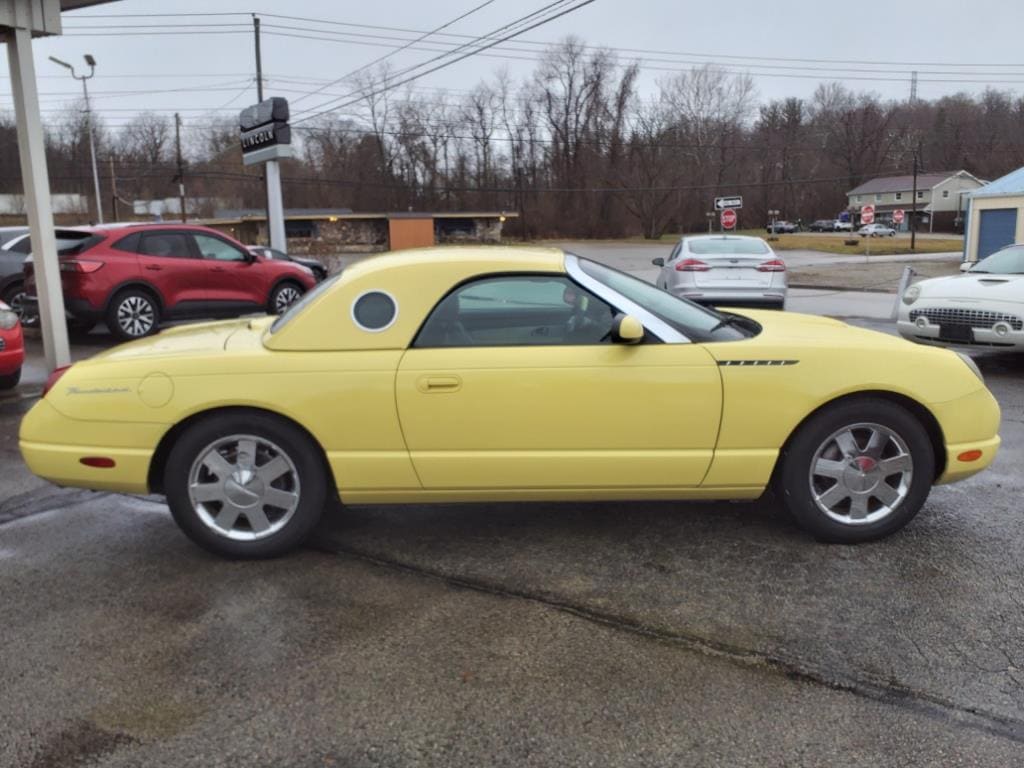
[20,248,1000,557]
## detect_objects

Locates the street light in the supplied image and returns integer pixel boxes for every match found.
[49,54,103,224]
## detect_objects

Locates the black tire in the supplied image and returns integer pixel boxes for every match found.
[67,317,96,336]
[164,410,329,558]
[775,398,934,543]
[1,283,32,325]
[0,367,20,390]
[268,281,305,315]
[106,288,160,341]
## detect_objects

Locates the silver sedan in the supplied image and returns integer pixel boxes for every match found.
[651,235,787,309]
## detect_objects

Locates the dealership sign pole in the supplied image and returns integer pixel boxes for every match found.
[240,97,293,253]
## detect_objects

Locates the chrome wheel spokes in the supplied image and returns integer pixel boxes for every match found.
[187,434,301,541]
[275,286,301,313]
[117,295,156,337]
[808,423,913,526]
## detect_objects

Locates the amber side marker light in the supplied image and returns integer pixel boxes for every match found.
[80,457,116,468]
[957,450,984,463]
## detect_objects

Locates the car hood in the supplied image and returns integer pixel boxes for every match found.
[916,274,1024,302]
[85,317,275,364]
[714,308,914,356]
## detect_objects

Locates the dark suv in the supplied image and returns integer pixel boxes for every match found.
[23,223,316,340]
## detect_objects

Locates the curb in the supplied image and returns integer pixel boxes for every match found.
[789,283,893,294]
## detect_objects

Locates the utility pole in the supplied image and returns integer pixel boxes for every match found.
[910,71,918,104]
[109,156,119,222]
[910,142,920,251]
[174,112,186,222]
[50,54,103,224]
[253,13,274,244]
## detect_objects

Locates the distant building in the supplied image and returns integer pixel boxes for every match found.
[964,166,1024,263]
[846,170,984,232]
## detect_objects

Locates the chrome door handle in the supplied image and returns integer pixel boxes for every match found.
[417,375,462,393]
[144,265,162,271]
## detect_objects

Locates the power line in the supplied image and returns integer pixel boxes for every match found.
[290,0,498,106]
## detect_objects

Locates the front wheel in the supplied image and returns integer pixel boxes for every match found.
[775,398,934,543]
[164,411,329,558]
[0,368,20,390]
[269,282,304,315]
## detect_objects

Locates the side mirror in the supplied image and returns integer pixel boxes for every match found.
[611,313,644,344]
[959,262,972,273]
[651,257,665,267]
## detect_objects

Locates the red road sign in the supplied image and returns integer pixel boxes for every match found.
[893,208,905,224]
[860,204,875,224]
[721,208,737,230]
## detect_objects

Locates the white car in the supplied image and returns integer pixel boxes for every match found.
[897,244,1024,349]
[858,223,896,237]
[834,220,853,232]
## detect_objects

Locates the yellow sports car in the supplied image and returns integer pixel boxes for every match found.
[20,248,1000,557]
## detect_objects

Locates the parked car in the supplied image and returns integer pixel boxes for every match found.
[21,223,317,341]
[833,220,854,232]
[898,244,1024,350]
[859,223,896,237]
[766,220,798,234]
[808,219,835,232]
[0,299,24,389]
[20,247,1000,557]
[248,245,328,282]
[0,226,28,248]
[653,235,787,309]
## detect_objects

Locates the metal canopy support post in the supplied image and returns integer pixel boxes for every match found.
[265,159,286,252]
[5,26,70,370]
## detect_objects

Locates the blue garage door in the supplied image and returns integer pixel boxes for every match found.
[978,208,1017,259]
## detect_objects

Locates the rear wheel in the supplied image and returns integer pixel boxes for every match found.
[776,398,934,543]
[106,289,160,341]
[164,411,329,558]
[1,283,31,325]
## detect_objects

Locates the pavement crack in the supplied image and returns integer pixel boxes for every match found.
[315,541,1024,746]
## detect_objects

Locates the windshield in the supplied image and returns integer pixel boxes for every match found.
[687,238,769,256]
[971,246,1024,275]
[269,271,342,333]
[576,257,750,341]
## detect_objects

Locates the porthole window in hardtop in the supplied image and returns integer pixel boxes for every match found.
[352,290,398,331]
[415,274,615,348]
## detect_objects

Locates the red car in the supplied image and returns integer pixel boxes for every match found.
[22,224,316,341]
[0,299,24,389]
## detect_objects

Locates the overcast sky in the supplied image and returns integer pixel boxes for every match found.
[5,0,1024,138]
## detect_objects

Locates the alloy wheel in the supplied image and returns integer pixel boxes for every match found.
[274,285,301,313]
[116,295,156,337]
[187,434,301,541]
[808,422,913,526]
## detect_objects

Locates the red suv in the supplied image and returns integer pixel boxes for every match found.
[23,224,316,340]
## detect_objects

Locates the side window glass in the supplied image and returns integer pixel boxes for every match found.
[668,243,682,261]
[415,275,616,348]
[193,234,248,262]
[139,233,193,259]
[112,232,141,253]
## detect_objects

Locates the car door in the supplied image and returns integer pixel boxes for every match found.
[136,230,208,314]
[190,232,265,311]
[395,273,722,491]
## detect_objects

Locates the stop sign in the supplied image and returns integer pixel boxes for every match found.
[893,208,905,224]
[861,204,875,225]
[721,209,737,230]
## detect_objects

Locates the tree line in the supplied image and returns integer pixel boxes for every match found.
[3,37,1024,239]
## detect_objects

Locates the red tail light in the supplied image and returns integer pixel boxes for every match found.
[757,258,786,272]
[59,260,104,274]
[43,365,72,397]
[675,258,711,272]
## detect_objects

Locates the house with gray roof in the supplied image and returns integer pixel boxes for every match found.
[846,170,984,232]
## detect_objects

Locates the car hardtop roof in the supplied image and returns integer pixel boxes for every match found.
[75,222,228,235]
[339,245,566,280]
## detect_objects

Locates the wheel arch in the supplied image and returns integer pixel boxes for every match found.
[268,276,305,301]
[105,280,166,314]
[772,390,947,482]
[147,405,335,495]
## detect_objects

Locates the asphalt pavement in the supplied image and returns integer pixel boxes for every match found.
[3,248,1023,767]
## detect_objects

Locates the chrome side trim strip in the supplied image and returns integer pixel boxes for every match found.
[564,253,690,344]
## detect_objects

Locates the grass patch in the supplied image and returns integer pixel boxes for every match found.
[611,229,963,256]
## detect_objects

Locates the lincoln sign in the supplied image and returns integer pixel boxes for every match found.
[239,97,293,166]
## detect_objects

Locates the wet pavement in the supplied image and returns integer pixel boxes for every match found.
[3,275,1024,765]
